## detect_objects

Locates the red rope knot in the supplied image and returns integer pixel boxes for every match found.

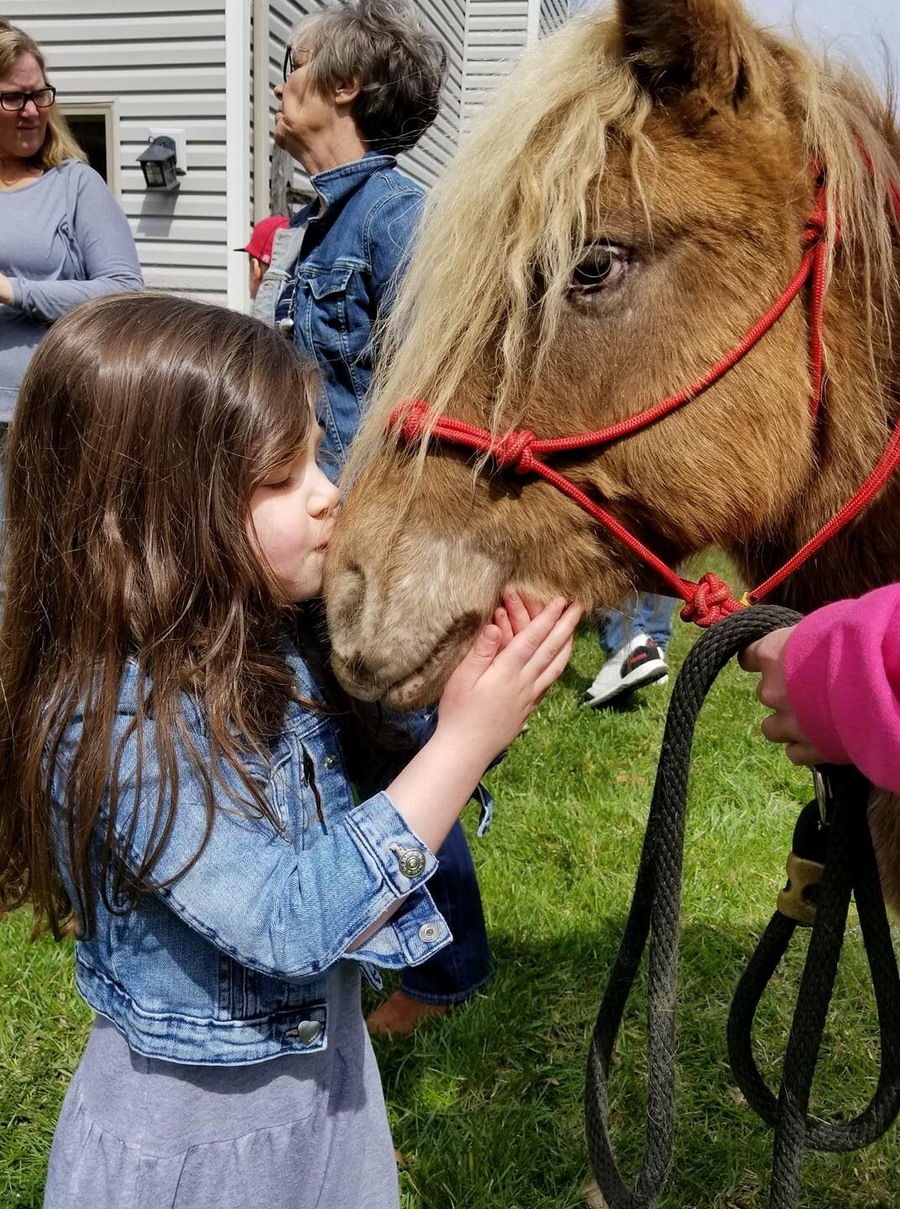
[491,429,537,475]
[680,572,745,629]
[802,200,842,251]
[803,205,828,248]
[390,399,430,444]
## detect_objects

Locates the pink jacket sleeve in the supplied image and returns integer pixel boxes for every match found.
[783,583,900,793]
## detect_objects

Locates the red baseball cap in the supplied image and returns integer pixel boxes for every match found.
[237,215,290,265]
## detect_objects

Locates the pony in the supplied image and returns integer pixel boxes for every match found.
[324,0,900,718]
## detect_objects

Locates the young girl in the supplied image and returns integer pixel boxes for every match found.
[0,293,581,1209]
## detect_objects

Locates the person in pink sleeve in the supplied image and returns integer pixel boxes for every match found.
[740,584,900,794]
[742,584,900,911]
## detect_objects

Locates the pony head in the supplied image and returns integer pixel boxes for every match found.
[325,0,900,707]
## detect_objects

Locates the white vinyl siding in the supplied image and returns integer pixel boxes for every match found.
[460,0,569,133]
[539,0,569,36]
[10,0,230,305]
[397,0,466,187]
[460,0,530,133]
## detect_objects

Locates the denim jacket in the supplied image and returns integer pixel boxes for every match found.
[51,646,451,1066]
[269,153,423,477]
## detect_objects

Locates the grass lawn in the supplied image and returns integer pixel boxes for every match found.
[2,591,899,1208]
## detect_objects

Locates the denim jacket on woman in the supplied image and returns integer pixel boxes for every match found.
[51,644,451,1066]
[264,152,423,477]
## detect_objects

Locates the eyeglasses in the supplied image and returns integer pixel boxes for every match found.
[282,46,311,82]
[0,86,57,112]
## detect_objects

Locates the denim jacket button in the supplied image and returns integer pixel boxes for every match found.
[287,1020,323,1044]
[396,848,427,878]
[418,922,440,943]
[323,753,338,770]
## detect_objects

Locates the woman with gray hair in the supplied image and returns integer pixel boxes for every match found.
[262,0,445,468]
[261,0,496,1041]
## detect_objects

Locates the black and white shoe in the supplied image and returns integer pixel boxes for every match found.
[581,634,669,708]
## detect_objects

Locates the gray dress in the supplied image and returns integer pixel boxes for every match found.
[43,964,399,1209]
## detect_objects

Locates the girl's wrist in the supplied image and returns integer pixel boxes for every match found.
[384,721,499,853]
[431,716,502,782]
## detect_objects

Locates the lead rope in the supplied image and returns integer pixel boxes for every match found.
[584,606,900,1208]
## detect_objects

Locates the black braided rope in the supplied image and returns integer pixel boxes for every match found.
[728,774,900,1156]
[584,605,900,1208]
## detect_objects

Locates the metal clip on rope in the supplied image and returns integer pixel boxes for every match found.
[584,606,900,1209]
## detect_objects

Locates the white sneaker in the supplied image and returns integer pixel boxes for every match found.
[581,634,669,708]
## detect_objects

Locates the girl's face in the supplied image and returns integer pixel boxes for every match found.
[248,429,340,602]
[0,53,50,163]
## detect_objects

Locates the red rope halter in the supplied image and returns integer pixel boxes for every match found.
[389,175,900,628]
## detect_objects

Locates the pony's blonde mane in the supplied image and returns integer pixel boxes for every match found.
[348,5,900,480]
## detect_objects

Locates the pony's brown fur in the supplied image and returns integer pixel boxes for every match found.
[325,0,900,888]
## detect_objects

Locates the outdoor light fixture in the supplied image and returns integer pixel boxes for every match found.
[136,135,183,191]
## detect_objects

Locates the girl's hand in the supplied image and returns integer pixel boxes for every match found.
[740,627,825,766]
[437,596,583,765]
[0,273,13,307]
[383,595,582,864]
[491,589,545,648]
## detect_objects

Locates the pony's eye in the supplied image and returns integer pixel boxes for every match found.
[568,244,631,294]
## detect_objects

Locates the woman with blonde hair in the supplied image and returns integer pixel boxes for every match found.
[0,18,141,424]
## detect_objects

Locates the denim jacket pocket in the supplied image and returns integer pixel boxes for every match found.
[303,264,371,364]
[219,951,328,1020]
[307,265,355,300]
[242,750,293,832]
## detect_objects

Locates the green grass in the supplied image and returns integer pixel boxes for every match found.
[2,580,899,1208]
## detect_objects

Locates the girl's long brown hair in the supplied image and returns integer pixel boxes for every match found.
[0,293,319,937]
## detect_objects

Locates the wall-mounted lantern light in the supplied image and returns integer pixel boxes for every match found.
[136,135,183,191]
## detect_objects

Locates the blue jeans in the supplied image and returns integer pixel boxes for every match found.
[598,592,678,656]
[400,820,492,1004]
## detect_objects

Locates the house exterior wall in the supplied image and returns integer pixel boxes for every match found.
[539,0,570,36]
[400,0,467,187]
[460,0,567,134]
[460,0,530,134]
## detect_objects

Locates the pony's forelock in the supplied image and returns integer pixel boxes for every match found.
[348,13,644,475]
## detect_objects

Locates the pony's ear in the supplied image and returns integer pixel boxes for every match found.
[617,0,760,114]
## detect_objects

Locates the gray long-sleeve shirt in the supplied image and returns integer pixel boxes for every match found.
[0,158,143,419]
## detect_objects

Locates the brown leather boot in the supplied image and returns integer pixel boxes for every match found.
[366,991,451,1035]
